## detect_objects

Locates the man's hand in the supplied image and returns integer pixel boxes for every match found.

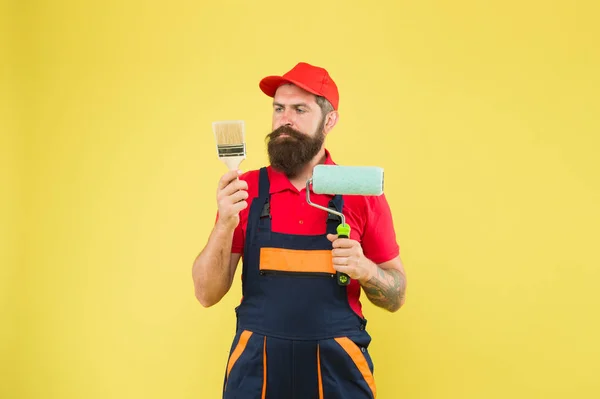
[327,234,407,312]
[326,234,375,283]
[216,170,248,230]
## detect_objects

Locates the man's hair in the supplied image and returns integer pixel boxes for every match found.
[316,96,334,118]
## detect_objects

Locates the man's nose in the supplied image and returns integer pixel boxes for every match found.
[279,109,294,127]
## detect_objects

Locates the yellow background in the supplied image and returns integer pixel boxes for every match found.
[3,0,599,398]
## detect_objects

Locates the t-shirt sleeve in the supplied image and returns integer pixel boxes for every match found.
[360,193,400,264]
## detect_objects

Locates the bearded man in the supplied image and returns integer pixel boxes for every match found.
[192,62,407,399]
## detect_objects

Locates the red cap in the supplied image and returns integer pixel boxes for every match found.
[259,62,339,110]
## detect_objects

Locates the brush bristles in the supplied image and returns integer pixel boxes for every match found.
[213,120,245,146]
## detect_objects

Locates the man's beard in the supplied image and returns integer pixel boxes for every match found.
[265,121,325,178]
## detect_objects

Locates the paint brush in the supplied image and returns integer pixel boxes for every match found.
[212,120,246,171]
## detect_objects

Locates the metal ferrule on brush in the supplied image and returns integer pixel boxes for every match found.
[306,178,346,226]
[217,144,246,157]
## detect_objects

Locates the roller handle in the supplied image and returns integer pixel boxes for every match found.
[336,224,351,286]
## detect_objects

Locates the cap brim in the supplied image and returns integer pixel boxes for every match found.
[259,75,322,98]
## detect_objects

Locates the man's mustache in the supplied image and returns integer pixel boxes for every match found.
[267,125,306,141]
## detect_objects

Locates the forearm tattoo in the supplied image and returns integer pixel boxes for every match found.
[361,267,406,312]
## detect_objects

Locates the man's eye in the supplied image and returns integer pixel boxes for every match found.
[297,108,306,113]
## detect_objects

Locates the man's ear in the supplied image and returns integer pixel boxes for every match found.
[323,111,339,135]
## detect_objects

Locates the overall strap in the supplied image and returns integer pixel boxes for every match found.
[326,194,344,235]
[258,167,270,199]
[257,167,272,232]
[244,167,271,253]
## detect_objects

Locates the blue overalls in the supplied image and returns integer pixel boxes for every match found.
[222,168,377,399]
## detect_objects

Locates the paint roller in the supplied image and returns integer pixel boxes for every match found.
[305,165,384,286]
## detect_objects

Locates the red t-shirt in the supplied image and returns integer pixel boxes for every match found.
[220,149,400,318]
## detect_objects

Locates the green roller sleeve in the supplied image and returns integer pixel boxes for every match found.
[336,223,351,286]
[312,165,384,196]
